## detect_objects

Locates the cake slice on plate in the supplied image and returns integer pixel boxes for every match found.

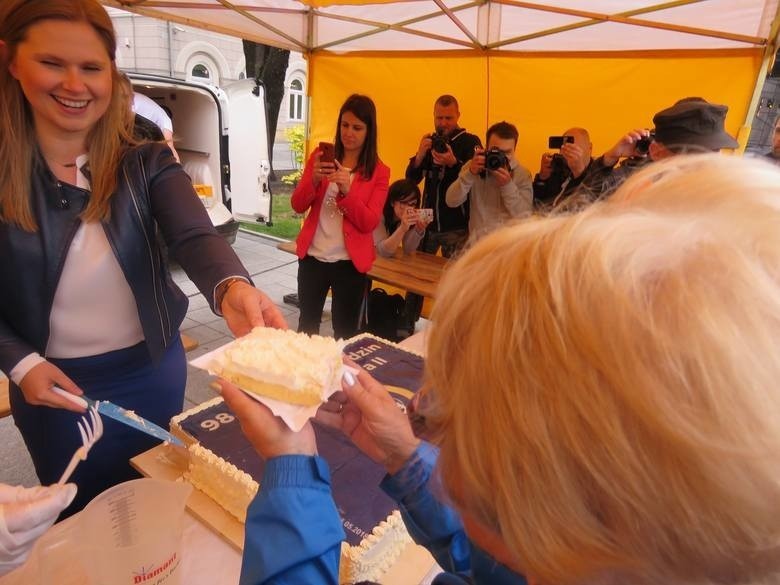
[209,327,344,407]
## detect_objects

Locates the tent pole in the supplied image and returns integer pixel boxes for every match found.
[304,8,315,161]
[311,4,480,51]
[494,0,763,48]
[739,3,780,152]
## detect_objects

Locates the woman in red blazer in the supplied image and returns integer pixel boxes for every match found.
[291,94,390,339]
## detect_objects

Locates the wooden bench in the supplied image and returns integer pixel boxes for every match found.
[276,241,448,299]
[181,333,199,352]
[1,378,10,419]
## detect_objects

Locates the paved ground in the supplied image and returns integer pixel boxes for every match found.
[0,230,333,487]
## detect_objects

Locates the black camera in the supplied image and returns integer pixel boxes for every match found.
[551,153,569,175]
[484,147,508,171]
[548,135,574,149]
[635,131,655,155]
[430,130,449,154]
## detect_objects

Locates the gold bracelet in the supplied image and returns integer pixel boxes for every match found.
[216,277,244,312]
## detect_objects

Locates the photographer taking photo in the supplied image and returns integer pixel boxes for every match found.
[584,97,739,201]
[532,127,607,211]
[446,121,532,243]
[406,95,481,258]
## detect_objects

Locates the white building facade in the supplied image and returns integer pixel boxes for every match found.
[109,8,306,172]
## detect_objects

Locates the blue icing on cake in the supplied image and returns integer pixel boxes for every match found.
[343,336,425,395]
[179,335,424,547]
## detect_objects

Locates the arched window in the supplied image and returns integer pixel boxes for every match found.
[191,64,210,80]
[288,78,304,121]
[185,54,220,85]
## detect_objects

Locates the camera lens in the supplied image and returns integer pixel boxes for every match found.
[635,132,655,155]
[485,148,507,171]
[431,132,448,154]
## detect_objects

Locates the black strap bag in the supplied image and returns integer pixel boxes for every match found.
[361,288,407,342]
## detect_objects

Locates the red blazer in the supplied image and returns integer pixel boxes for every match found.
[291,151,390,273]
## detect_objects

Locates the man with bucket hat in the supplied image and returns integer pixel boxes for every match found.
[651,97,739,155]
[560,97,739,208]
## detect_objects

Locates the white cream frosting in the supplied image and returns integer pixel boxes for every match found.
[171,396,223,425]
[210,328,345,398]
[185,443,258,523]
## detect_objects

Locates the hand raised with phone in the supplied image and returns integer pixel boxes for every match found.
[313,141,336,186]
[402,207,419,231]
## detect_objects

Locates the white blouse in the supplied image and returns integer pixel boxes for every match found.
[10,156,144,384]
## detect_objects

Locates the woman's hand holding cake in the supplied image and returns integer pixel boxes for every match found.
[218,380,316,459]
[317,365,420,475]
[219,280,288,337]
[217,352,420,475]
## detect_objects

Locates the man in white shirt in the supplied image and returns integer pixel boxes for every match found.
[132,92,180,162]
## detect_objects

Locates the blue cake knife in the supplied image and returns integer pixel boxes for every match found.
[52,387,184,447]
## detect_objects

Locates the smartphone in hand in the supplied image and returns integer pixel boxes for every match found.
[319,141,335,163]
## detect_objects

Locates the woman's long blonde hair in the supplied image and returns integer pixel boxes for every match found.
[423,153,780,585]
[0,0,134,231]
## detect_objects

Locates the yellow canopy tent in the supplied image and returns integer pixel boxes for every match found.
[107,0,778,177]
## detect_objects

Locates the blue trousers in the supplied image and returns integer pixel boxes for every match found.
[10,337,186,518]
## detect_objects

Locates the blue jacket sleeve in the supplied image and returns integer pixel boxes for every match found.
[241,455,346,585]
[380,442,471,574]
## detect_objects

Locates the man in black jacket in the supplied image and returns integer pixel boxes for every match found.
[532,127,609,210]
[406,95,481,258]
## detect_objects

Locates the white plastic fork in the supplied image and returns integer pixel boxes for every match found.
[57,404,103,485]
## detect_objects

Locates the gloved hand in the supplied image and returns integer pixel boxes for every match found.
[0,483,77,576]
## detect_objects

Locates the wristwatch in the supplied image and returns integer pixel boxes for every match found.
[215,277,245,312]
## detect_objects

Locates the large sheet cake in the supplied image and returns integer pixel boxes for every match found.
[172,334,425,582]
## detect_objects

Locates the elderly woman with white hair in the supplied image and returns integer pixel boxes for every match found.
[221,153,780,585]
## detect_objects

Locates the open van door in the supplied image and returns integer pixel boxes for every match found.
[223,79,272,225]
[128,73,240,244]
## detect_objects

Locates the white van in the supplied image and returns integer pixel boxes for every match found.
[127,73,273,243]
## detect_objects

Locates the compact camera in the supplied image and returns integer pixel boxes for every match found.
[548,135,575,149]
[484,147,509,171]
[430,130,449,154]
[635,131,656,155]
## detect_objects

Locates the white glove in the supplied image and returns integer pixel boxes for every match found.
[0,483,77,576]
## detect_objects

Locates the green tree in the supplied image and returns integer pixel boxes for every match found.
[282,124,305,185]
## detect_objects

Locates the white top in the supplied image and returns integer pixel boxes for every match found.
[308,180,350,262]
[132,93,173,133]
[10,157,144,384]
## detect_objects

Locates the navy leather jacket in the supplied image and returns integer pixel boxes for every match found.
[0,143,250,374]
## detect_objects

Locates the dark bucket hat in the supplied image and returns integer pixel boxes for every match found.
[653,98,739,150]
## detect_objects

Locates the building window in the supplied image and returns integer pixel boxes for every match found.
[288,78,304,121]
[191,64,210,80]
